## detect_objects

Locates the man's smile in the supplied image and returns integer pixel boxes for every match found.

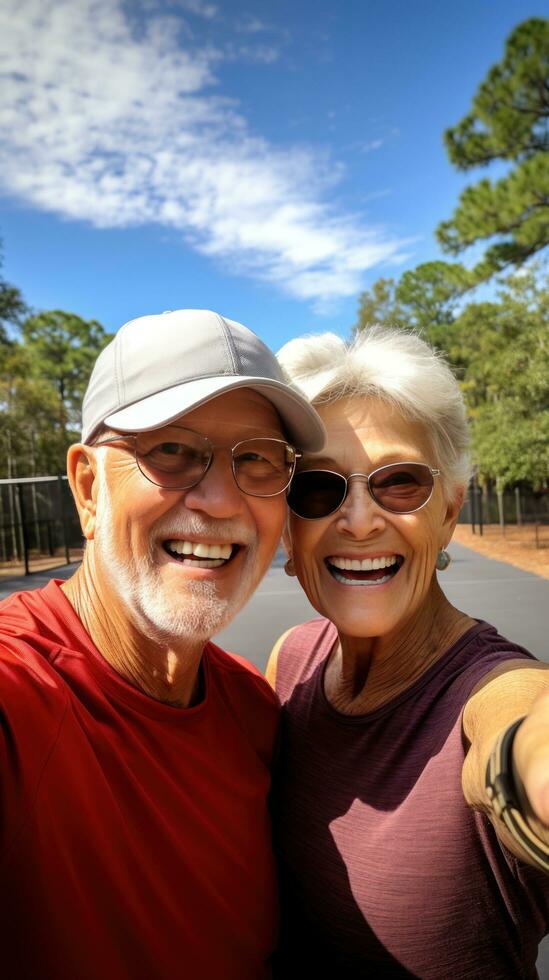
[163,539,240,569]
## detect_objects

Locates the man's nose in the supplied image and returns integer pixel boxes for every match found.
[335,476,387,537]
[182,450,245,518]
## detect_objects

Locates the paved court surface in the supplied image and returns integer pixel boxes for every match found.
[2,541,549,974]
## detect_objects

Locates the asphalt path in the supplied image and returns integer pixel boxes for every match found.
[2,540,549,974]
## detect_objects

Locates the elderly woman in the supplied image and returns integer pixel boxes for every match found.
[267,327,549,978]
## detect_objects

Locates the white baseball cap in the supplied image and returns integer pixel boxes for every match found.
[81,309,325,451]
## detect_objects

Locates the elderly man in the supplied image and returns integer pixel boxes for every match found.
[0,310,324,979]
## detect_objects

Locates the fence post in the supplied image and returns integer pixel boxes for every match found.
[7,483,19,561]
[477,484,484,537]
[0,490,6,562]
[515,487,522,526]
[469,476,476,534]
[57,476,71,566]
[497,488,505,534]
[16,483,30,576]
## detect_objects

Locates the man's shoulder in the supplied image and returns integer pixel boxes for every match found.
[0,580,63,631]
[205,642,280,763]
[206,641,279,715]
[206,641,278,703]
[0,583,71,707]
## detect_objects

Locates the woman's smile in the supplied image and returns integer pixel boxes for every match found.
[324,553,403,586]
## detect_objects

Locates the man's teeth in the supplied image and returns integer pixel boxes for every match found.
[166,540,233,560]
[328,555,398,571]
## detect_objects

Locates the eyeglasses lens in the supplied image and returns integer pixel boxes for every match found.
[287,470,347,519]
[135,431,294,496]
[135,430,209,488]
[232,439,296,496]
[369,463,434,512]
[288,464,434,519]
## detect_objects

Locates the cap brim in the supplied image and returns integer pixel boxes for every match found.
[104,375,325,452]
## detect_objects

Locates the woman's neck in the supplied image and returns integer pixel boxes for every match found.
[323,584,476,716]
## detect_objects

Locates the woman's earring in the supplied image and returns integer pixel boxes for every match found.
[436,548,451,571]
[284,556,296,577]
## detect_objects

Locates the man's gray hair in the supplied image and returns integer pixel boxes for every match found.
[277,325,471,497]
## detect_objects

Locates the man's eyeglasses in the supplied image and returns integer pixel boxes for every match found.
[92,428,300,498]
[287,462,441,519]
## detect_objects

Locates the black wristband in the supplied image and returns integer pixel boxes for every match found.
[485,716,549,872]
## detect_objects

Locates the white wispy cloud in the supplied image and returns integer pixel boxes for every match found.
[171,0,219,19]
[223,42,280,64]
[0,0,409,305]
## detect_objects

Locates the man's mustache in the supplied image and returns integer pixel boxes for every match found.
[153,514,254,547]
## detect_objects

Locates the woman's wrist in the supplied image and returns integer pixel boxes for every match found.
[485,716,549,871]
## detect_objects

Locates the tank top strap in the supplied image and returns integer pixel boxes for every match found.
[275,617,336,706]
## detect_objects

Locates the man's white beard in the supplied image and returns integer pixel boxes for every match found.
[93,456,258,646]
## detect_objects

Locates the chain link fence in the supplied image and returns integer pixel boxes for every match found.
[0,476,83,576]
[459,482,549,548]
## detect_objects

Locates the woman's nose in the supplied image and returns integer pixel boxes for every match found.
[335,476,386,537]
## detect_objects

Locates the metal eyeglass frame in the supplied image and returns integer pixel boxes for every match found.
[288,462,441,519]
[91,429,301,498]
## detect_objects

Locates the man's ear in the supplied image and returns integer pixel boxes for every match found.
[441,485,465,549]
[66,444,99,541]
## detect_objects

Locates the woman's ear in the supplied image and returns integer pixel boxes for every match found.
[66,444,99,541]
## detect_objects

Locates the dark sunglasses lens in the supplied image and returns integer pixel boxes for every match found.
[369,463,434,513]
[288,471,347,519]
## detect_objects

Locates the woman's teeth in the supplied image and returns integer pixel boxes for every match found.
[329,555,397,571]
[165,540,234,567]
[326,554,400,586]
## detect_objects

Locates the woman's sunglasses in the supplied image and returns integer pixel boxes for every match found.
[287,462,441,520]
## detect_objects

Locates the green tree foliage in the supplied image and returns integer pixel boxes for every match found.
[454,270,549,488]
[0,344,67,479]
[21,311,112,437]
[355,20,549,491]
[437,19,549,280]
[355,262,472,353]
[395,262,473,350]
[0,240,27,345]
[355,264,549,489]
[0,302,112,478]
[355,277,406,329]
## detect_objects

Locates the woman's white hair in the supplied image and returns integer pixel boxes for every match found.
[277,325,471,497]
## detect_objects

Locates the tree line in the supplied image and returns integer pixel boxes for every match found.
[355,18,549,492]
[0,18,547,493]
[0,273,112,480]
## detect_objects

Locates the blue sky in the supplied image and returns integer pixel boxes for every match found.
[0,0,543,350]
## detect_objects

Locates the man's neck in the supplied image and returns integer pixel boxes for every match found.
[62,558,206,708]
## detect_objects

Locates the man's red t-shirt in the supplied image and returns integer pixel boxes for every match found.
[0,579,279,979]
